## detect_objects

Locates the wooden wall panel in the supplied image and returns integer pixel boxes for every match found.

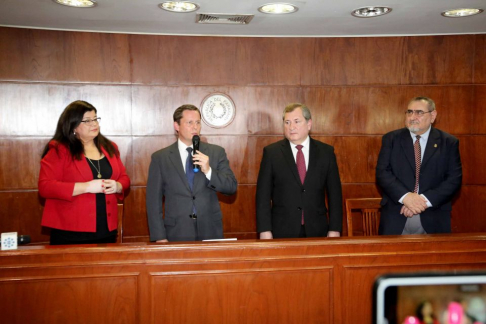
[0,191,47,242]
[151,269,332,323]
[2,235,486,324]
[130,35,239,86]
[0,27,484,243]
[399,35,475,85]
[472,85,486,134]
[450,185,486,233]
[219,185,256,238]
[121,187,149,242]
[0,275,138,323]
[475,35,486,84]
[303,86,474,136]
[0,83,132,136]
[0,138,45,189]
[0,27,131,83]
[301,37,404,86]
[235,38,303,86]
[458,135,486,185]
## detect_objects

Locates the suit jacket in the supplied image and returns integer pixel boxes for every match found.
[256,137,343,238]
[39,140,130,232]
[146,141,237,242]
[376,127,462,235]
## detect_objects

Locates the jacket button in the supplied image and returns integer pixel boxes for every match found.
[302,189,305,192]
[107,201,111,205]
[193,196,196,200]
[297,207,302,211]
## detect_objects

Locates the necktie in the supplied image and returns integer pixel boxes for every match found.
[296,145,306,224]
[185,147,197,215]
[414,135,421,193]
[185,147,194,191]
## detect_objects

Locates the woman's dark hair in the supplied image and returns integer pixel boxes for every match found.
[41,100,117,160]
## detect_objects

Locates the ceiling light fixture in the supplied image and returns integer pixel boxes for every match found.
[441,8,483,18]
[53,0,97,8]
[258,3,298,15]
[159,1,200,13]
[351,6,392,18]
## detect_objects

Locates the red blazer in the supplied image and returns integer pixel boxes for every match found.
[39,140,130,232]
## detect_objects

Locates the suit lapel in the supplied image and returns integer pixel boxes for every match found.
[280,139,303,187]
[168,142,192,192]
[306,137,318,184]
[400,129,416,172]
[422,127,440,168]
[74,153,94,181]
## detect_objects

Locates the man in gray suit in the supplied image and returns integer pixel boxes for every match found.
[146,104,237,242]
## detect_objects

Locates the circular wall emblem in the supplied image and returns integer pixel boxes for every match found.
[200,93,236,128]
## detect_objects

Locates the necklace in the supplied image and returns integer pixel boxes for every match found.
[86,157,102,179]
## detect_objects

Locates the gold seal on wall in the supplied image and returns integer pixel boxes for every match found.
[200,93,236,128]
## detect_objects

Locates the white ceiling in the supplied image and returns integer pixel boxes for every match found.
[0,0,485,37]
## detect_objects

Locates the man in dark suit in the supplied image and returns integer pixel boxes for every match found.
[146,105,237,242]
[376,96,462,235]
[256,103,343,239]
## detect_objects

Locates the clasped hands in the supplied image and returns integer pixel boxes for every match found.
[86,179,121,194]
[401,192,427,217]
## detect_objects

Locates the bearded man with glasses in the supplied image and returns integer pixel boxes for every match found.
[376,96,462,235]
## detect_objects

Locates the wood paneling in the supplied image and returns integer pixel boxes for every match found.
[0,138,45,189]
[301,37,403,86]
[0,274,138,323]
[458,135,486,185]
[0,27,484,242]
[123,186,149,242]
[151,268,331,323]
[1,235,486,323]
[399,35,475,85]
[450,185,486,233]
[472,85,486,134]
[235,38,303,86]
[475,35,486,84]
[130,35,239,86]
[0,83,132,136]
[0,27,131,83]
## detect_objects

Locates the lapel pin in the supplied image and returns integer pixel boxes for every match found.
[434,144,437,148]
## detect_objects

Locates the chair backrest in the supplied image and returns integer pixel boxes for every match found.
[117,203,124,243]
[345,198,382,236]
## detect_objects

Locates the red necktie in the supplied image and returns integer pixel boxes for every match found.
[414,135,421,193]
[296,145,306,224]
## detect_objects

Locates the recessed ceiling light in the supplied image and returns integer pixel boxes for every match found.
[351,6,392,18]
[441,8,483,18]
[52,0,97,8]
[159,1,200,13]
[258,3,298,15]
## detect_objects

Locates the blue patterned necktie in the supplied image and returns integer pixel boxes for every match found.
[186,147,194,191]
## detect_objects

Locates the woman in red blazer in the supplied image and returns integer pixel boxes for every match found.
[39,100,130,245]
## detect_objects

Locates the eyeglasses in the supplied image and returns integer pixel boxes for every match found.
[405,110,432,117]
[80,117,101,125]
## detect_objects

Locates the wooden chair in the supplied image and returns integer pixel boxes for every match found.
[117,203,124,243]
[345,198,382,236]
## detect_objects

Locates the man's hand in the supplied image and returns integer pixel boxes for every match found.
[400,205,415,218]
[403,192,427,215]
[156,239,169,243]
[327,231,340,237]
[193,150,210,174]
[259,231,273,239]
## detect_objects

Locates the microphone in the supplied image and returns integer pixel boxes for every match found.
[18,235,31,245]
[192,135,200,173]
